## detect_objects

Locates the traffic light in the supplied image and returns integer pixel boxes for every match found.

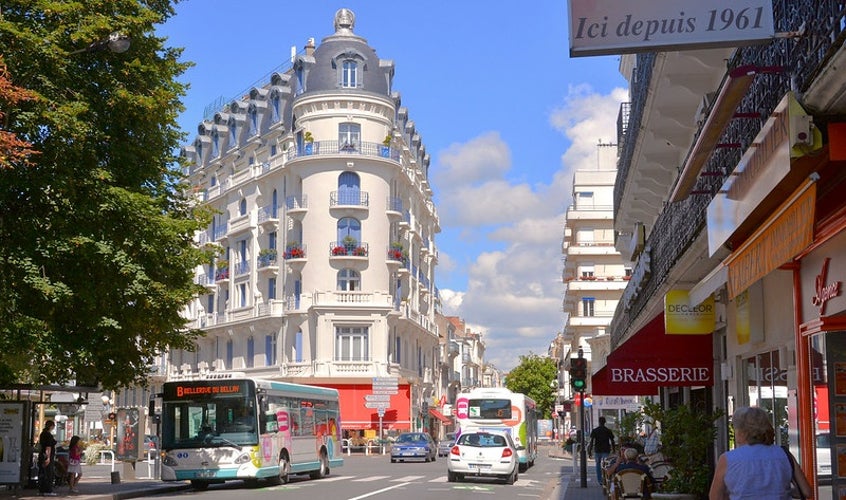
[570,357,587,392]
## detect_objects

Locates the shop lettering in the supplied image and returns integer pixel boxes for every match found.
[175,384,242,397]
[667,304,714,313]
[811,258,841,315]
[610,367,710,383]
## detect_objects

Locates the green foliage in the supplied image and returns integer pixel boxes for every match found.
[617,410,643,445]
[0,0,208,389]
[641,399,724,497]
[504,354,559,419]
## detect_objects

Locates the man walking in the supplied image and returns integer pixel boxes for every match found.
[588,416,616,485]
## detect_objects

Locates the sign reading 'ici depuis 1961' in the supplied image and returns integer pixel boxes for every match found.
[568,0,774,57]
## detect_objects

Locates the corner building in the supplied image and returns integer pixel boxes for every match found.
[178,9,440,436]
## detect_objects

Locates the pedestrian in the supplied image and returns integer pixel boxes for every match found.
[67,435,83,492]
[643,422,662,457]
[37,420,57,496]
[588,416,616,485]
[709,406,812,500]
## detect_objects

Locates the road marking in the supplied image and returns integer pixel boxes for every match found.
[352,475,391,482]
[391,475,424,482]
[347,482,409,500]
[428,476,448,482]
[318,475,350,482]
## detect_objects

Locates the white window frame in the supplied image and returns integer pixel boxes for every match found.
[335,326,369,362]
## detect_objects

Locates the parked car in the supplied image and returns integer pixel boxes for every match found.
[447,430,519,484]
[390,432,437,463]
[437,432,456,457]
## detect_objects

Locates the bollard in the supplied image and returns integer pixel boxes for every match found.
[110,471,121,484]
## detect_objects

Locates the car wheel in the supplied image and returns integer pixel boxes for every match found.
[506,469,517,485]
[447,471,457,482]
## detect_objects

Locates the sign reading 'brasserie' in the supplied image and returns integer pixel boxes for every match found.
[568,0,774,57]
[610,367,710,384]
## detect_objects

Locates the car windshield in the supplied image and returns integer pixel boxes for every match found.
[458,433,507,447]
[396,433,426,443]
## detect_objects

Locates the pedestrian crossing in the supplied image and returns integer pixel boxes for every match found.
[322,474,534,485]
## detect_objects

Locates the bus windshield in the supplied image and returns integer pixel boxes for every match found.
[468,398,512,419]
[161,380,258,449]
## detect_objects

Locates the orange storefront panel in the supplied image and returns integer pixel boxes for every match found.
[318,383,411,431]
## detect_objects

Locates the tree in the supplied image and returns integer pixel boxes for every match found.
[0,1,209,389]
[504,354,559,418]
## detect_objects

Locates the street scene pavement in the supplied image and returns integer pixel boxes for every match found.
[0,444,605,500]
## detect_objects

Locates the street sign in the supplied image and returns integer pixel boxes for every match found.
[377,407,386,417]
[372,389,398,395]
[364,401,390,409]
[364,394,391,402]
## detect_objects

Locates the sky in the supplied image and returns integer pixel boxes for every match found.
[157,1,629,372]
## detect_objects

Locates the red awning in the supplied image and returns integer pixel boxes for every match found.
[428,408,452,425]
[591,313,714,396]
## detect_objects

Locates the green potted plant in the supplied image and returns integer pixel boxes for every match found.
[642,399,724,499]
[258,248,277,267]
[303,131,314,155]
[342,235,357,250]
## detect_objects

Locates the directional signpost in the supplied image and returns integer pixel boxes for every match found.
[369,377,399,450]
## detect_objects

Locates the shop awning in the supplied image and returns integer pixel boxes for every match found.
[592,313,714,396]
[428,408,452,425]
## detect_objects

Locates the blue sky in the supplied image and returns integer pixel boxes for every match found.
[158,1,629,372]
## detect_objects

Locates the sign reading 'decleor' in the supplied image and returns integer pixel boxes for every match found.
[568,0,774,57]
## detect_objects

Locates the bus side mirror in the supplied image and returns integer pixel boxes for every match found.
[148,399,160,424]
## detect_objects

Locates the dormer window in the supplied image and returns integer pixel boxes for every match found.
[342,60,358,88]
[295,65,305,96]
[211,131,220,158]
[228,119,237,148]
[248,106,258,136]
[270,93,281,122]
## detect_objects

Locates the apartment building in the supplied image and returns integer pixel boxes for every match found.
[147,9,441,436]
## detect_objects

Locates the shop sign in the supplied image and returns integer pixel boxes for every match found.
[610,367,710,384]
[811,258,842,315]
[568,0,774,57]
[664,289,715,335]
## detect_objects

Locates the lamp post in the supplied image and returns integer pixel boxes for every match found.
[101,394,115,449]
[68,32,131,55]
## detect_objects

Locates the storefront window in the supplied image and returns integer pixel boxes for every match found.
[811,333,833,483]
[742,350,789,446]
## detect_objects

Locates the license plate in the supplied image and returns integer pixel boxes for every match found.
[196,470,215,478]
[468,463,491,469]
[402,452,415,456]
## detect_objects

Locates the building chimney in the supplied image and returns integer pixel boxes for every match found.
[305,37,315,57]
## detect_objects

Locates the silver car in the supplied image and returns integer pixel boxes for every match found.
[437,432,456,457]
[447,430,519,484]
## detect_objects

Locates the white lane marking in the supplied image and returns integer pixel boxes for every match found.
[390,475,425,482]
[347,482,409,500]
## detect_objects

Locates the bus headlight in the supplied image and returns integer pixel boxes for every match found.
[162,455,178,467]
[234,453,251,465]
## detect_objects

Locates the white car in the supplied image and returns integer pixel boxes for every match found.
[447,430,519,484]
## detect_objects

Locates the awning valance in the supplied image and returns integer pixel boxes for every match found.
[428,408,452,425]
[592,313,714,396]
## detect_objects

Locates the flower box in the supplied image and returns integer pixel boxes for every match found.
[332,246,348,256]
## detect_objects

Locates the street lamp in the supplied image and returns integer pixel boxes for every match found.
[69,32,131,55]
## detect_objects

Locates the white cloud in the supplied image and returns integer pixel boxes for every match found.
[433,86,625,372]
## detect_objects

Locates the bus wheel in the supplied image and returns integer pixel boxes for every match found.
[277,452,291,484]
[190,480,209,490]
[309,450,329,479]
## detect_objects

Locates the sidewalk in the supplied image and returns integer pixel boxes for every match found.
[1,463,191,500]
[546,442,607,500]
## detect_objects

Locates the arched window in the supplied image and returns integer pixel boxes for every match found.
[341,60,358,88]
[270,92,281,123]
[337,269,361,291]
[239,198,247,216]
[265,333,277,366]
[338,171,360,205]
[337,217,361,244]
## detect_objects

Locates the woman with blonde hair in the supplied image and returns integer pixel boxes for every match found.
[709,406,812,499]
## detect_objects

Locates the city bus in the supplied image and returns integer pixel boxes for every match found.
[158,373,343,489]
[454,387,538,471]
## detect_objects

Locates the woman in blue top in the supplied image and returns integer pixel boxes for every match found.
[709,406,812,500]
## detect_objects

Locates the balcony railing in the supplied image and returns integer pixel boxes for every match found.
[330,190,370,208]
[609,0,844,348]
[286,194,307,210]
[286,140,401,162]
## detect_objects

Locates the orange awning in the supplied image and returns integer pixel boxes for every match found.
[428,408,452,425]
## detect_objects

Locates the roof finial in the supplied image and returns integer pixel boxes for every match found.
[334,8,355,34]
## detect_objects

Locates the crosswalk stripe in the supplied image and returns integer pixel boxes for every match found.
[351,475,391,482]
[390,475,425,482]
[428,476,448,482]
[318,475,350,482]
